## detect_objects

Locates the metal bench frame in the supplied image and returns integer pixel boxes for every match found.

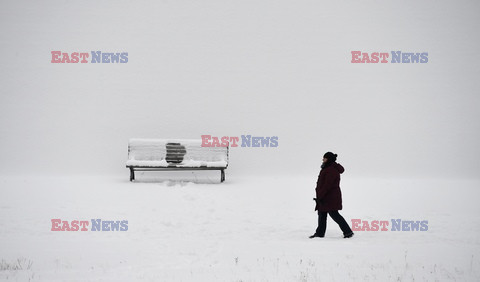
[127,166,226,182]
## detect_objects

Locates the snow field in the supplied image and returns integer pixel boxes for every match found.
[0,174,479,281]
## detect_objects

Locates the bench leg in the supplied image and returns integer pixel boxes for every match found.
[220,169,225,183]
[130,168,135,182]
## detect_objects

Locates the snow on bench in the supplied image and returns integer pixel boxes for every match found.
[126,139,229,182]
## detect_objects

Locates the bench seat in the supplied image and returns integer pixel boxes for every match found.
[126,139,228,182]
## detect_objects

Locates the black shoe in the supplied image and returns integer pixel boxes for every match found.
[309,234,324,239]
[344,232,354,238]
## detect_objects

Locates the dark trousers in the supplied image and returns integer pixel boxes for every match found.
[316,210,352,236]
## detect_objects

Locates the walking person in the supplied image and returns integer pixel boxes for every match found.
[310,152,354,239]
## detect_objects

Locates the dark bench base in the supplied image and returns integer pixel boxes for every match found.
[127,166,226,183]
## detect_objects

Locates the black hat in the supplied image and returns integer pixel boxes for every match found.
[323,152,337,162]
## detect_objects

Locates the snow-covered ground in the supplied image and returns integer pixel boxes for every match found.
[1,173,479,281]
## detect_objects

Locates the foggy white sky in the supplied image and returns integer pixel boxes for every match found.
[1,0,479,179]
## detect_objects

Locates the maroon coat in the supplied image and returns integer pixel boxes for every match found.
[315,162,345,212]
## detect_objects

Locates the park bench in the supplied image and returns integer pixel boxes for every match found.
[126,139,229,182]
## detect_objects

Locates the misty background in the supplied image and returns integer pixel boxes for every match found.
[1,0,479,179]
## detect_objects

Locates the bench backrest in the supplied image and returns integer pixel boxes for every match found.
[127,139,228,167]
